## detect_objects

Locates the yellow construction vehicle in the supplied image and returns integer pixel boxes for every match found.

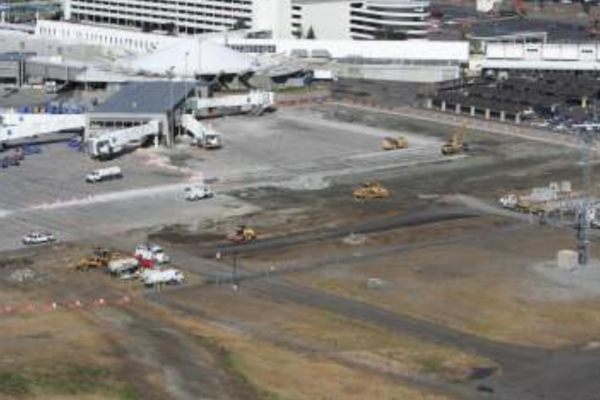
[229,225,257,244]
[381,136,408,151]
[74,248,119,271]
[75,255,110,271]
[353,181,390,201]
[441,125,469,156]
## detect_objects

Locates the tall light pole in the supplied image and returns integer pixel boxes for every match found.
[167,66,176,147]
[184,51,189,108]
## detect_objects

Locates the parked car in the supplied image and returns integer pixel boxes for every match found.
[22,231,56,245]
[23,144,42,155]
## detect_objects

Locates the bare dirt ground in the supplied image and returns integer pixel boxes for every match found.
[2,105,600,400]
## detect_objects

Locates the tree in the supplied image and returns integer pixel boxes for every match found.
[231,18,248,30]
[306,26,316,39]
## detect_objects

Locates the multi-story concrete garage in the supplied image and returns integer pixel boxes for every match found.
[292,0,431,40]
[60,0,430,40]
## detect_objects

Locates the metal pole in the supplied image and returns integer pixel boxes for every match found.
[578,130,593,266]
[232,252,238,287]
[166,66,175,147]
[184,51,189,105]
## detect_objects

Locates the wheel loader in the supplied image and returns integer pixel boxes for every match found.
[441,125,469,156]
[353,181,390,201]
[229,225,257,244]
[381,136,408,151]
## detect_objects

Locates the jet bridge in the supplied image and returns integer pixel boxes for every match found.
[87,121,160,159]
[187,91,274,115]
[0,113,85,146]
[180,114,222,149]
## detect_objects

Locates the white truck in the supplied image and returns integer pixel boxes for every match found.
[134,244,170,264]
[185,184,215,201]
[87,121,160,159]
[107,257,139,277]
[85,166,123,183]
[140,268,185,287]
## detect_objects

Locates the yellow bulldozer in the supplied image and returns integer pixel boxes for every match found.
[229,224,257,244]
[74,248,115,271]
[381,136,408,151]
[353,181,390,201]
[441,125,469,156]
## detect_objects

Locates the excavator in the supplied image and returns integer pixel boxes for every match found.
[229,224,257,244]
[353,181,390,201]
[381,136,408,151]
[441,125,469,156]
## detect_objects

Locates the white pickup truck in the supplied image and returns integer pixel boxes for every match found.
[86,166,123,183]
[185,185,215,201]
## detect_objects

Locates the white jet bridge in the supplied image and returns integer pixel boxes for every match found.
[87,121,160,159]
[187,91,274,115]
[0,113,86,147]
[180,114,222,149]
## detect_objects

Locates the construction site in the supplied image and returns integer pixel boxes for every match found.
[4,0,600,399]
[2,90,600,400]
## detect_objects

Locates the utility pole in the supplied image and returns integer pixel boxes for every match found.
[167,66,175,146]
[232,252,239,289]
[577,129,594,266]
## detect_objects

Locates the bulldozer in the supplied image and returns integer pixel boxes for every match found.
[74,248,116,271]
[75,255,110,271]
[381,136,408,151]
[353,181,390,201]
[441,125,469,156]
[229,224,257,244]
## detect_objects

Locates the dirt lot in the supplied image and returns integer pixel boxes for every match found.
[2,105,600,400]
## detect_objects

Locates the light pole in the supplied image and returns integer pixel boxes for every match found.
[184,51,189,108]
[167,66,176,147]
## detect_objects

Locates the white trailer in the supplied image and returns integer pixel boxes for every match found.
[87,121,160,159]
[85,166,123,183]
[141,269,185,286]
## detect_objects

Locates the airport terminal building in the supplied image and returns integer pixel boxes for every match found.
[61,0,431,39]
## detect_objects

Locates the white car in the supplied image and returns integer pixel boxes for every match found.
[185,185,215,201]
[22,231,56,245]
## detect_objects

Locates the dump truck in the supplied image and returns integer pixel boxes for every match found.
[381,136,408,151]
[353,181,390,201]
[441,125,469,156]
[229,225,257,244]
